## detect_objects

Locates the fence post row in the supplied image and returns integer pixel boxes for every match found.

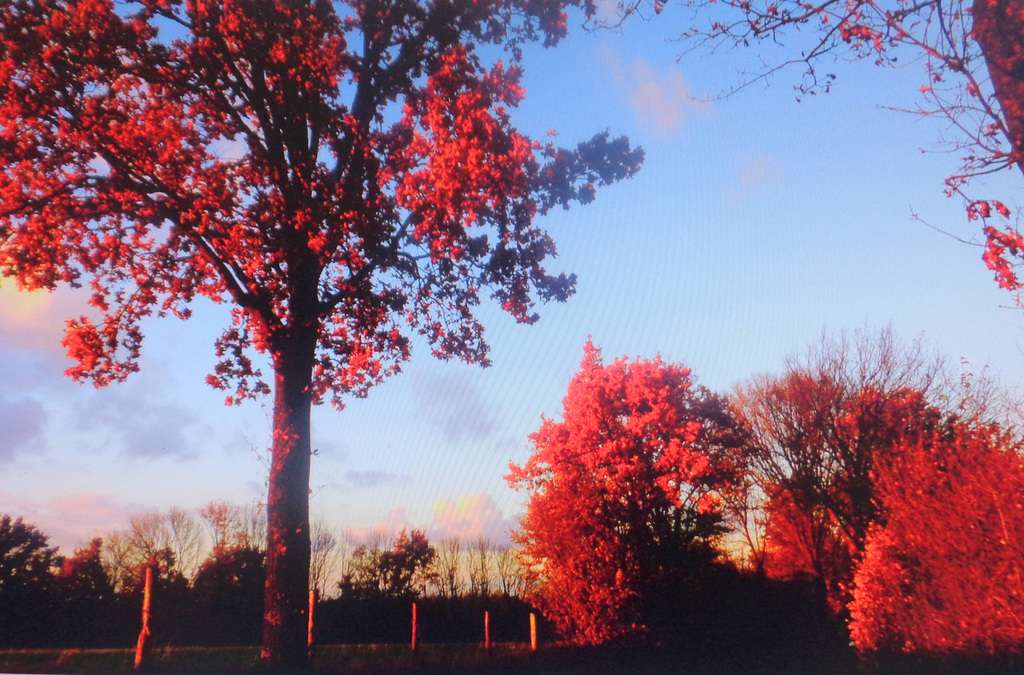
[123,579,541,657]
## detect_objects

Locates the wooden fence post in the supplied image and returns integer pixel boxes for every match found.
[307,588,316,656]
[484,610,491,653]
[411,602,418,652]
[134,562,153,670]
[529,612,537,652]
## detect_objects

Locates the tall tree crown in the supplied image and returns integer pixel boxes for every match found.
[0,0,642,405]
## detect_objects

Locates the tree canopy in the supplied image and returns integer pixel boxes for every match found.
[732,329,944,599]
[848,417,1024,655]
[508,341,744,644]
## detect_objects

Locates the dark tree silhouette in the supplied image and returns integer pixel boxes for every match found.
[56,538,114,604]
[0,0,642,665]
[732,329,943,602]
[192,545,266,646]
[53,538,117,648]
[339,529,435,600]
[0,515,60,647]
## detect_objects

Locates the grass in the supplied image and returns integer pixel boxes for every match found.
[0,643,535,674]
[4,643,1024,675]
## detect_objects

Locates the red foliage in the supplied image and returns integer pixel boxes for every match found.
[508,341,741,644]
[761,487,853,603]
[739,364,936,602]
[849,419,1024,655]
[56,538,114,604]
[0,1,641,664]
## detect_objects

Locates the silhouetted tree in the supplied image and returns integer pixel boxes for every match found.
[310,518,343,600]
[53,538,116,647]
[732,328,942,601]
[432,537,464,600]
[103,510,205,589]
[0,515,60,647]
[339,529,435,600]
[191,545,266,646]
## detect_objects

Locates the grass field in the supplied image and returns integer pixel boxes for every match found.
[3,642,1023,675]
[0,643,541,675]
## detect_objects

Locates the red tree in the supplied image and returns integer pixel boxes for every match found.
[849,418,1024,655]
[732,329,942,603]
[0,0,642,664]
[507,341,742,644]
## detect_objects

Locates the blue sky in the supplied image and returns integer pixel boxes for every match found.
[2,6,1022,554]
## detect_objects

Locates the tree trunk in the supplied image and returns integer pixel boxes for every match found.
[261,339,315,670]
[973,0,1024,177]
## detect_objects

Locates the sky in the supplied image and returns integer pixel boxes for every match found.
[2,4,1023,555]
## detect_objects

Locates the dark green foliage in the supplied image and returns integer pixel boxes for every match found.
[338,530,435,601]
[51,539,117,648]
[190,546,266,646]
[0,514,60,594]
[0,514,61,647]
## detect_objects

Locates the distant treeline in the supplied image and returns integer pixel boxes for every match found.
[1,509,848,668]
[0,510,539,649]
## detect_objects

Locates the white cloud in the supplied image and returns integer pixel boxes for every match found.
[0,277,92,360]
[427,493,515,547]
[602,49,711,135]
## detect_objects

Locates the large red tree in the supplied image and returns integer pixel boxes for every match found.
[731,328,943,603]
[508,342,742,644]
[0,0,642,665]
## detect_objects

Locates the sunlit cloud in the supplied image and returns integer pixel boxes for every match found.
[0,276,51,321]
[0,491,142,552]
[602,49,711,135]
[343,506,413,545]
[428,493,515,546]
[341,496,515,548]
[0,276,92,358]
[412,371,497,443]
